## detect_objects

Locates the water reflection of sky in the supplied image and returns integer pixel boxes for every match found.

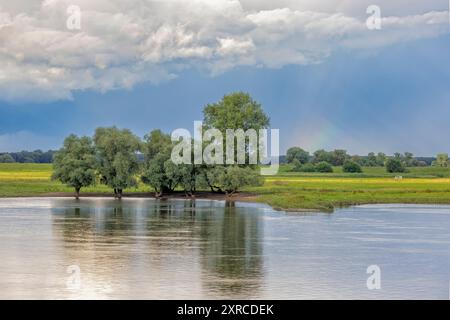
[0,198,449,299]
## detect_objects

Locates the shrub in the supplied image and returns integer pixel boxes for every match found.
[386,158,406,173]
[315,161,333,173]
[291,159,302,171]
[286,147,310,164]
[343,160,362,173]
[298,163,317,172]
[0,154,15,163]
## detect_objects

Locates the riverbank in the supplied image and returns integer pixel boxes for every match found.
[2,163,450,212]
[26,191,259,204]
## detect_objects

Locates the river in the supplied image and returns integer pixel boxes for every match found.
[0,198,449,299]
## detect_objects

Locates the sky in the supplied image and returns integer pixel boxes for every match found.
[0,0,450,155]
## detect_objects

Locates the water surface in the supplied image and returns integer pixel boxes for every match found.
[0,198,449,299]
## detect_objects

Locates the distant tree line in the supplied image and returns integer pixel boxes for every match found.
[0,150,56,163]
[286,147,443,173]
[52,92,265,199]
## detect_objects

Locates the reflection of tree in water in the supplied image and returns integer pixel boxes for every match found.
[50,198,263,298]
[199,201,263,298]
[51,199,199,248]
[51,199,202,278]
[52,201,137,242]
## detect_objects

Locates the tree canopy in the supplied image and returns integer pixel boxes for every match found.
[52,135,96,199]
[94,127,141,198]
[0,154,15,163]
[203,92,270,132]
[286,147,309,165]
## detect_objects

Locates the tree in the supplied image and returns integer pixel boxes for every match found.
[142,129,172,159]
[141,153,170,197]
[432,154,450,167]
[315,161,333,173]
[330,149,349,166]
[94,127,141,199]
[376,152,387,166]
[141,130,175,197]
[52,135,96,199]
[215,166,263,197]
[201,92,268,195]
[203,92,270,132]
[366,152,378,166]
[203,92,269,165]
[286,147,310,165]
[386,158,406,173]
[175,164,200,197]
[202,165,226,193]
[403,152,416,167]
[0,154,15,163]
[343,160,362,173]
[313,150,333,164]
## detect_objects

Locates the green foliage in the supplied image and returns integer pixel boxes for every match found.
[175,164,201,196]
[313,149,349,166]
[386,158,406,173]
[141,153,169,195]
[315,161,333,173]
[94,127,141,197]
[297,163,317,173]
[214,166,263,196]
[0,154,15,163]
[330,149,349,166]
[202,165,226,192]
[291,159,302,171]
[343,160,363,173]
[358,152,386,167]
[432,154,450,167]
[143,129,172,159]
[141,130,174,196]
[6,163,450,211]
[376,152,387,166]
[203,92,270,132]
[313,149,332,164]
[52,135,96,198]
[0,150,56,163]
[403,152,416,167]
[286,147,309,164]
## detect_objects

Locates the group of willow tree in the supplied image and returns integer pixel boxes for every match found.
[52,92,266,199]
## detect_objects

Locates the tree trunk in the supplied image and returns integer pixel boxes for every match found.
[75,187,80,200]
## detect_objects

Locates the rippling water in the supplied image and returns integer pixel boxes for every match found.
[0,198,449,299]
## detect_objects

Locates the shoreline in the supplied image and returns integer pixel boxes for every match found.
[1,191,260,204]
[0,191,324,212]
[2,191,450,213]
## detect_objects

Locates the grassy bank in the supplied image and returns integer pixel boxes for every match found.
[1,163,450,211]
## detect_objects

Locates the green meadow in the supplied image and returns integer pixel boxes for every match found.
[2,163,450,211]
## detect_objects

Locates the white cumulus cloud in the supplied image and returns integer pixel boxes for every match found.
[0,0,448,102]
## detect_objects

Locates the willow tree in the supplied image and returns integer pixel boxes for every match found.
[94,127,141,199]
[201,92,269,194]
[203,92,270,133]
[141,130,174,197]
[52,134,96,199]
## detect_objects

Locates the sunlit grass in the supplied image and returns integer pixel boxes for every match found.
[2,163,450,211]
